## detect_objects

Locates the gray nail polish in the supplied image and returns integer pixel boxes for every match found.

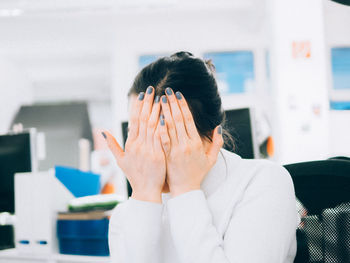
[165,87,173,95]
[175,91,182,100]
[218,125,222,135]
[147,86,153,94]
[162,96,167,103]
[155,95,160,103]
[160,115,165,126]
[138,92,145,100]
[101,132,107,139]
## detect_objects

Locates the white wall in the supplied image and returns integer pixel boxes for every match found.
[110,6,269,143]
[0,57,33,134]
[324,0,350,158]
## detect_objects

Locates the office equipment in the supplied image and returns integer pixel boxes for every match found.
[0,225,14,250]
[0,130,36,214]
[284,159,350,263]
[121,122,133,196]
[68,194,123,212]
[55,166,101,198]
[57,218,109,256]
[223,108,258,159]
[15,170,74,255]
[11,102,93,171]
[121,121,128,148]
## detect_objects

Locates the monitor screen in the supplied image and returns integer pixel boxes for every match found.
[223,108,255,159]
[121,122,129,149]
[121,122,132,196]
[0,132,32,213]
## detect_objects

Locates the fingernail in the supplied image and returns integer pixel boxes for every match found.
[218,125,222,135]
[101,132,107,139]
[160,115,165,126]
[175,91,182,100]
[147,86,153,94]
[138,92,145,100]
[165,87,173,95]
[155,95,160,103]
[162,96,167,103]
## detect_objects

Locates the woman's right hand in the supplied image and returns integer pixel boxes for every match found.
[103,86,165,203]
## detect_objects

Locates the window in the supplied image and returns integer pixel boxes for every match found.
[203,51,255,95]
[331,48,350,91]
[330,48,350,110]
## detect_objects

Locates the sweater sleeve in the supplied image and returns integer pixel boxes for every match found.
[108,198,163,263]
[166,164,297,263]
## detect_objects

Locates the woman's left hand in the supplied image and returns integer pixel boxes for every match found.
[159,88,223,197]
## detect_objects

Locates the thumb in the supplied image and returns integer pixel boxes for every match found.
[207,125,224,165]
[102,131,124,163]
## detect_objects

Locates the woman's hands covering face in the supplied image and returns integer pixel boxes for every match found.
[158,88,223,197]
[103,86,166,203]
[104,86,223,202]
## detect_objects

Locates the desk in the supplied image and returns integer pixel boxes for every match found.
[0,249,111,263]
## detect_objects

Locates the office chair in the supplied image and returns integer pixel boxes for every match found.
[284,159,350,263]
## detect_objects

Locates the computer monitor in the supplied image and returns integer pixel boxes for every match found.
[11,102,93,171]
[121,122,132,196]
[0,131,35,213]
[121,121,129,150]
[223,108,257,159]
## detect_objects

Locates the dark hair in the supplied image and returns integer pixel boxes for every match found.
[129,51,233,148]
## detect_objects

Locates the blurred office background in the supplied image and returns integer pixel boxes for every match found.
[0,0,350,261]
[1,0,350,167]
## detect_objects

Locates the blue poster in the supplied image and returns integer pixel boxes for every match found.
[331,48,350,91]
[204,51,255,95]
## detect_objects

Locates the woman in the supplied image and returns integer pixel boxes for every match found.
[104,52,298,263]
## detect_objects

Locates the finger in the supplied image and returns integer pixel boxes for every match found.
[102,131,124,164]
[128,92,145,141]
[161,95,178,146]
[159,114,171,157]
[138,86,155,141]
[175,91,201,141]
[147,95,161,146]
[207,125,224,165]
[165,87,188,144]
[153,122,163,154]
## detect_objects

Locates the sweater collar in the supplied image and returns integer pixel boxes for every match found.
[201,149,230,197]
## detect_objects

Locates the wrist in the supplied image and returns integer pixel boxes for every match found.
[170,184,200,198]
[131,190,162,204]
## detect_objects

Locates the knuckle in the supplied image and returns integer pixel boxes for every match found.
[185,114,193,123]
[174,114,183,123]
[147,119,157,129]
[167,121,174,130]
[140,114,148,123]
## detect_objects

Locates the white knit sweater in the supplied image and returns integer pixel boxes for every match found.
[109,149,298,263]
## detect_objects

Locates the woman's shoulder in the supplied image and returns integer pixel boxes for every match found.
[220,148,293,190]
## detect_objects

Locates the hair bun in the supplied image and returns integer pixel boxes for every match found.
[171,51,194,59]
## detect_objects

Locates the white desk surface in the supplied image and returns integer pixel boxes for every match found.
[0,249,111,262]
